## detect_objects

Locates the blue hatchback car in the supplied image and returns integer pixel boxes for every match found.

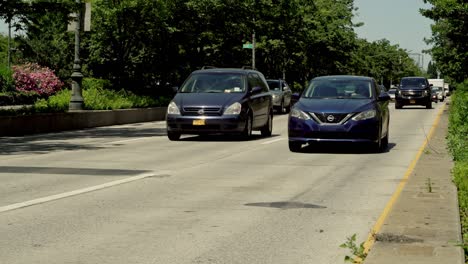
[288,75,390,152]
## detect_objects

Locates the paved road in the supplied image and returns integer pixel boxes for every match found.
[0,102,446,264]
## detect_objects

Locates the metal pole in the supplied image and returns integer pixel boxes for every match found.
[69,0,84,110]
[252,31,255,69]
[7,20,11,68]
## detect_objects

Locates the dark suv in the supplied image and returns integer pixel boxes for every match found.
[395,77,432,109]
[166,67,273,140]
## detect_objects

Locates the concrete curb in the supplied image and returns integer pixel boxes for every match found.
[0,107,167,136]
[364,105,465,264]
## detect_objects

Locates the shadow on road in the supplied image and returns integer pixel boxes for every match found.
[0,166,151,176]
[180,133,281,142]
[297,142,396,154]
[0,124,167,155]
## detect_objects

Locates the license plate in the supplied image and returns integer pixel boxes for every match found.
[193,119,205,126]
[410,100,416,104]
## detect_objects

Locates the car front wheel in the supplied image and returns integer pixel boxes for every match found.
[426,100,432,109]
[167,131,181,141]
[289,141,302,152]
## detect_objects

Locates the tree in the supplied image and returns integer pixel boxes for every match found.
[421,0,468,82]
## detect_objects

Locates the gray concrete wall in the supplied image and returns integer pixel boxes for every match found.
[0,107,167,136]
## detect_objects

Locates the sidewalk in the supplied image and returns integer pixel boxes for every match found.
[365,105,465,264]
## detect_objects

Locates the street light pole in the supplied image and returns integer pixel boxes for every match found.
[7,20,11,69]
[252,31,256,69]
[69,0,84,110]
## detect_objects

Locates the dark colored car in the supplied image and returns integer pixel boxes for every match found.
[430,87,439,103]
[166,68,273,140]
[395,77,432,109]
[288,75,390,152]
[266,79,292,113]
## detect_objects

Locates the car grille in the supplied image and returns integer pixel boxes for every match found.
[311,113,351,124]
[401,90,423,97]
[183,107,222,116]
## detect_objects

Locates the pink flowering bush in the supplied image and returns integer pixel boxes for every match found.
[12,63,64,96]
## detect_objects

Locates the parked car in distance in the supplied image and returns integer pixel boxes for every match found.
[387,88,397,101]
[288,75,390,153]
[266,79,292,114]
[395,77,432,109]
[166,67,273,140]
[431,86,445,102]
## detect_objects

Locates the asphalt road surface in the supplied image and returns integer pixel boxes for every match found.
[0,102,446,264]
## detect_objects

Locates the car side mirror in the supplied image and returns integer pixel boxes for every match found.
[378,93,391,102]
[172,86,179,93]
[250,86,262,94]
[291,92,301,106]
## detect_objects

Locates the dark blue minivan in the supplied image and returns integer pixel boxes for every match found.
[288,75,390,152]
[166,68,273,140]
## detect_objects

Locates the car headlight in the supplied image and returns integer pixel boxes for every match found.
[167,101,181,115]
[423,90,429,96]
[352,109,376,121]
[290,108,311,120]
[272,94,278,99]
[223,102,242,115]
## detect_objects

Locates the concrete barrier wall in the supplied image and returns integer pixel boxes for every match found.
[0,107,167,136]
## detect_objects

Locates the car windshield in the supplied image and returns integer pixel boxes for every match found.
[303,79,373,99]
[179,73,245,93]
[267,80,281,91]
[401,78,425,86]
[388,89,396,94]
[432,87,439,92]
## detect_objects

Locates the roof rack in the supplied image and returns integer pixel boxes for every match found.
[201,66,217,70]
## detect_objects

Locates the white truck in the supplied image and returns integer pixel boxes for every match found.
[444,83,450,96]
[428,79,444,88]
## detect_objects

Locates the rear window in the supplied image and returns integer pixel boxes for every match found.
[179,73,245,93]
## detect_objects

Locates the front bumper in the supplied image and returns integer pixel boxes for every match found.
[288,116,380,144]
[166,115,246,134]
[396,90,430,106]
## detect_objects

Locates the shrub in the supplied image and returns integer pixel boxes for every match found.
[12,63,64,96]
[33,89,70,113]
[0,66,15,92]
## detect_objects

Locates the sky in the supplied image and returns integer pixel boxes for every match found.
[1,0,434,67]
[353,0,434,69]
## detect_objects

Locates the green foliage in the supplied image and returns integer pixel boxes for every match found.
[447,80,468,260]
[447,83,468,162]
[82,77,169,110]
[421,1,468,82]
[0,65,14,92]
[340,234,367,263]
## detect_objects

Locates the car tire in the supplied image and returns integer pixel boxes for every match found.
[285,102,291,113]
[242,114,253,139]
[289,141,302,152]
[167,131,181,141]
[426,100,432,109]
[261,112,273,137]
[280,101,285,114]
[380,131,389,152]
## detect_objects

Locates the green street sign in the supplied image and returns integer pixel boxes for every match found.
[243,43,253,49]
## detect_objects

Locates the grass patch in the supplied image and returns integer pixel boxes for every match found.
[447,80,468,260]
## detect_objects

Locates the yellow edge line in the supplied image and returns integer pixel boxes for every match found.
[362,104,447,256]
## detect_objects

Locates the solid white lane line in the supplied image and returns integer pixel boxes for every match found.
[0,172,156,213]
[261,138,285,145]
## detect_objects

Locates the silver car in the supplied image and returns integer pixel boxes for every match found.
[266,79,292,114]
[432,86,445,102]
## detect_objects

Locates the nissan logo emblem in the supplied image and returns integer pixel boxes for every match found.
[198,109,205,115]
[326,115,335,122]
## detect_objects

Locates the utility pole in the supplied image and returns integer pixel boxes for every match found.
[252,31,256,69]
[69,0,84,110]
[7,20,11,68]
